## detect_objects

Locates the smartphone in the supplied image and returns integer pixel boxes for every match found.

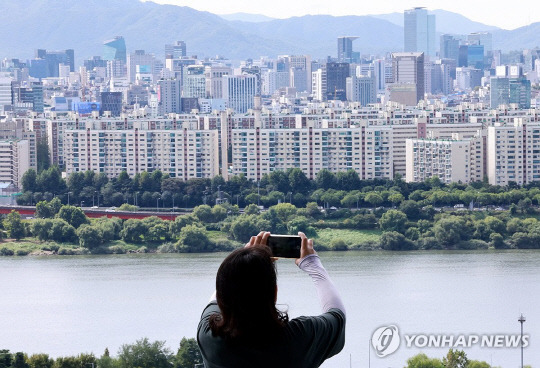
[267,235,302,258]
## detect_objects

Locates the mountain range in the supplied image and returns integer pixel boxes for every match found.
[0,0,539,64]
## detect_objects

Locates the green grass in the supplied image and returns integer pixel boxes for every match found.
[315,228,381,246]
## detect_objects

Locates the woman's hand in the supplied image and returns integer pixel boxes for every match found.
[296,232,317,265]
[245,231,270,248]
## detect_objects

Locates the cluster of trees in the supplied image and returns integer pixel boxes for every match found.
[406,349,512,368]
[0,337,201,368]
[16,167,540,212]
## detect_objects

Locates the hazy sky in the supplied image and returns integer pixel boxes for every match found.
[146,0,540,30]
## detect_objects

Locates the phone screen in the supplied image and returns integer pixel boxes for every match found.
[267,235,302,258]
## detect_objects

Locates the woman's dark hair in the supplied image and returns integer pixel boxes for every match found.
[209,246,288,341]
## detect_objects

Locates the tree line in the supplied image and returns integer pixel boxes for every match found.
[17,167,540,211]
[0,337,201,368]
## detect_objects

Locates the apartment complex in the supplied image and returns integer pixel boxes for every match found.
[63,123,219,180]
[406,134,484,184]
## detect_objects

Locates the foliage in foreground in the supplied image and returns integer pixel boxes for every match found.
[406,349,494,368]
[0,337,201,368]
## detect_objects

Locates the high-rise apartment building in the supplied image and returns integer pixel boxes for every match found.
[157,79,182,115]
[182,65,206,98]
[404,8,436,57]
[406,135,484,184]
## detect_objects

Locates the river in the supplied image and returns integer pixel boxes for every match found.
[0,250,538,367]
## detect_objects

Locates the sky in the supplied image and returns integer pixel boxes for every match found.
[145,0,540,30]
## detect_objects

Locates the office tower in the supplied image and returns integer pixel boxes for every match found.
[106,60,127,79]
[372,59,386,92]
[433,60,453,95]
[222,74,258,113]
[165,56,196,84]
[346,73,376,105]
[157,79,182,114]
[0,77,12,112]
[165,41,187,59]
[11,81,44,112]
[390,52,425,104]
[440,35,460,61]
[205,66,232,98]
[404,7,436,57]
[467,45,484,69]
[182,65,206,98]
[325,62,349,101]
[103,36,127,62]
[455,67,482,90]
[468,32,492,55]
[84,56,108,70]
[127,50,155,83]
[32,49,75,78]
[490,76,531,109]
[458,45,469,67]
[337,37,359,63]
[99,92,123,116]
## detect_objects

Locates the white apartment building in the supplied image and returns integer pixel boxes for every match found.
[222,75,258,114]
[406,134,484,184]
[63,125,219,180]
[487,120,540,185]
[0,139,34,188]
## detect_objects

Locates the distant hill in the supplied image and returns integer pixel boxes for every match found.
[219,12,276,22]
[0,0,535,64]
[371,9,499,35]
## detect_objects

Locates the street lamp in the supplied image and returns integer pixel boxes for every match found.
[67,191,72,206]
[519,314,526,368]
[80,200,85,208]
[95,191,99,207]
[288,192,292,203]
[156,197,161,213]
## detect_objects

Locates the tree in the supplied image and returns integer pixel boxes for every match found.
[193,205,213,223]
[406,353,443,368]
[21,169,38,193]
[170,215,201,238]
[364,192,383,207]
[434,216,467,247]
[12,352,29,368]
[379,231,415,251]
[442,349,469,368]
[244,204,260,215]
[230,215,263,243]
[287,216,317,238]
[0,350,12,368]
[27,354,54,368]
[379,210,408,233]
[305,202,321,218]
[315,169,336,189]
[118,338,171,368]
[177,225,213,252]
[288,168,310,194]
[388,193,405,206]
[399,200,422,220]
[36,137,51,172]
[329,239,348,251]
[3,210,25,240]
[77,225,103,249]
[121,219,148,243]
[270,203,297,222]
[57,206,89,228]
[211,205,228,222]
[173,337,202,368]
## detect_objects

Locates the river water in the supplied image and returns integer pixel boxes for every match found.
[0,250,538,367]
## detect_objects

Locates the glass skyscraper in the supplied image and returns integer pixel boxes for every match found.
[404,7,436,57]
[103,36,127,62]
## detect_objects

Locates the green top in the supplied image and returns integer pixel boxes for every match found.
[197,302,346,368]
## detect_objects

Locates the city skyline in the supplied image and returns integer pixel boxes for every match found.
[145,0,540,30]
